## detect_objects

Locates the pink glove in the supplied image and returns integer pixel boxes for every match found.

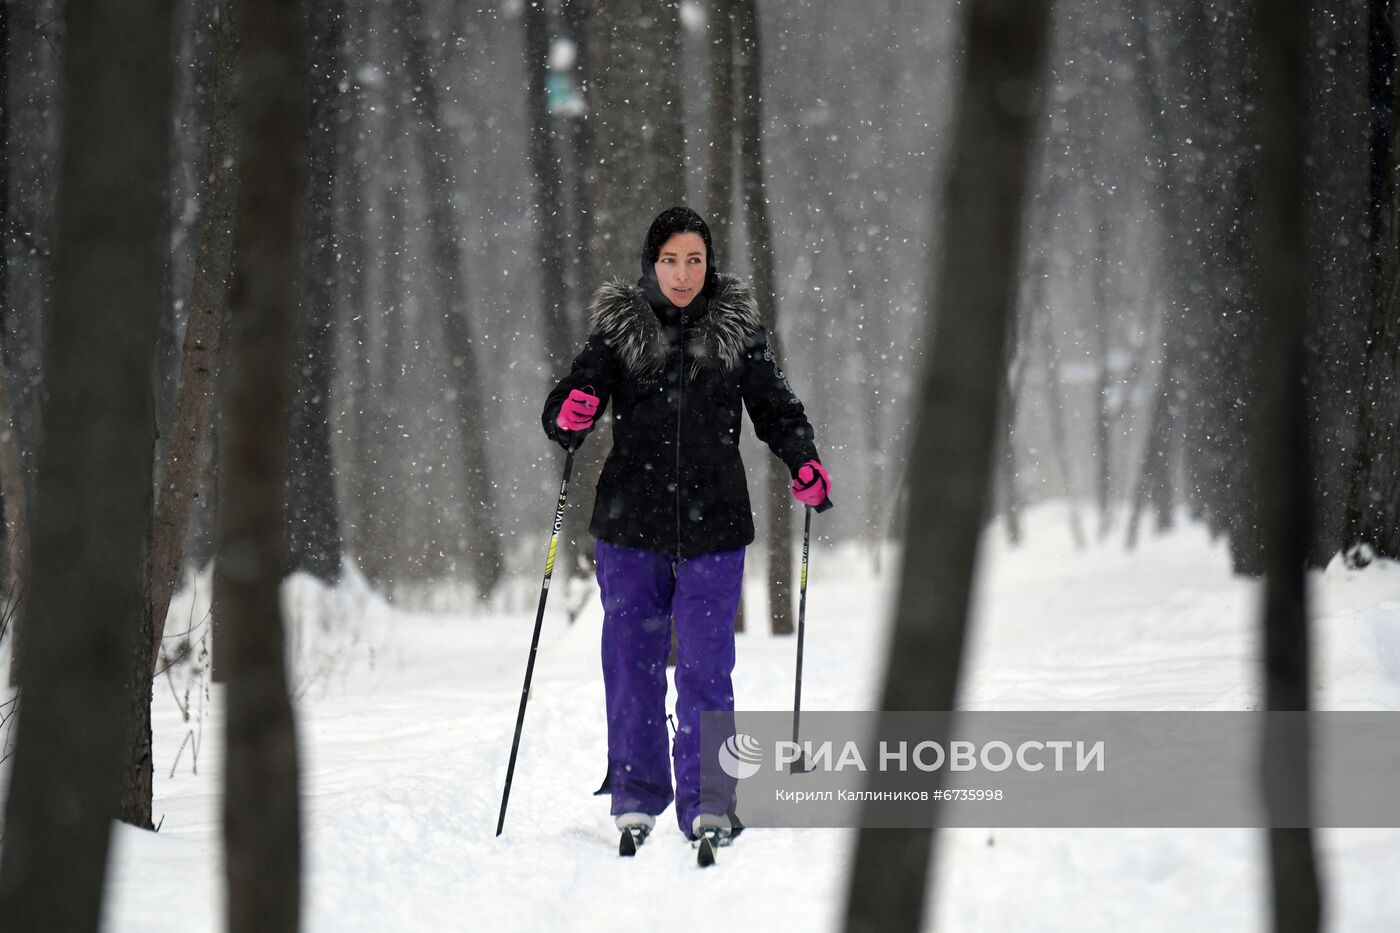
[556,388,600,431]
[791,460,830,507]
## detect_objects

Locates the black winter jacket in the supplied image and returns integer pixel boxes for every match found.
[542,272,821,557]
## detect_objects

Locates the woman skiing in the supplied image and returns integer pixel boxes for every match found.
[541,206,831,854]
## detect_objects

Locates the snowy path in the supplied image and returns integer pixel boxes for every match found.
[8,506,1400,931]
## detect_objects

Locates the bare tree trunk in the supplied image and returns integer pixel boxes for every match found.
[1297,1,1371,564]
[1346,0,1400,560]
[574,0,684,603]
[842,1,1049,930]
[0,0,173,921]
[997,307,1028,546]
[582,0,683,285]
[1020,116,1087,548]
[1126,0,1191,547]
[0,0,27,687]
[285,0,345,585]
[340,20,373,570]
[1131,0,1245,546]
[2,5,57,525]
[1127,348,1176,549]
[1035,273,1086,549]
[1222,144,1265,576]
[734,0,794,636]
[1251,0,1322,928]
[1092,221,1113,538]
[217,0,306,927]
[523,0,574,373]
[709,0,742,630]
[150,0,240,670]
[188,414,221,571]
[401,0,504,600]
[707,0,736,261]
[861,0,906,571]
[342,4,406,589]
[0,341,27,685]
[560,0,590,334]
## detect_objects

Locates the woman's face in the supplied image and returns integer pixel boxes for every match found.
[654,232,707,308]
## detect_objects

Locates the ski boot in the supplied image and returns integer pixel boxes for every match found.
[616,812,654,857]
[691,813,733,867]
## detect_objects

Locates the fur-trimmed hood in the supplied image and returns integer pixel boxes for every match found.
[588,273,762,379]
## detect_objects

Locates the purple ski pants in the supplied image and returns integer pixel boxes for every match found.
[595,539,743,837]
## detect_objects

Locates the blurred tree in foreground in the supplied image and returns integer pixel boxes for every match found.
[217,0,308,928]
[844,0,1050,930]
[0,0,174,925]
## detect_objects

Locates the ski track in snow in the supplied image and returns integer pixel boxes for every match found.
[2,504,1398,931]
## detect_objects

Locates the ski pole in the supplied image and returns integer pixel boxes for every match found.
[790,496,830,773]
[497,446,576,836]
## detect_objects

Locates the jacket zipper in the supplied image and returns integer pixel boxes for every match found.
[675,310,686,558]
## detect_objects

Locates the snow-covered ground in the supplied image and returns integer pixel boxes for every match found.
[7,503,1400,931]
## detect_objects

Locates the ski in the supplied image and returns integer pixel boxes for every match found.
[696,835,717,867]
[694,827,731,867]
[618,825,650,857]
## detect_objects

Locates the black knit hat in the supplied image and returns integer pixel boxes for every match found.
[641,206,717,275]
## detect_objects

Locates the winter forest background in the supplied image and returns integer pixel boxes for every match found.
[0,0,1398,930]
